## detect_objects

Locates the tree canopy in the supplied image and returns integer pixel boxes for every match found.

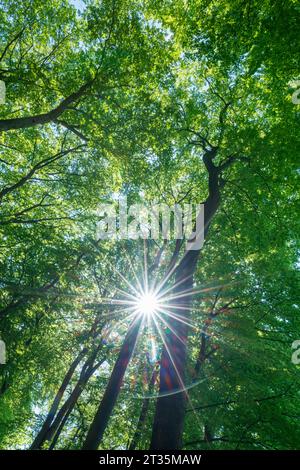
[0,0,299,451]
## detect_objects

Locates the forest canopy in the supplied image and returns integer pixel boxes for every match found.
[0,0,299,451]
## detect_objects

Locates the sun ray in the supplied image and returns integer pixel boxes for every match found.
[87,250,239,405]
[151,315,187,394]
[121,245,144,294]
[154,312,189,346]
[162,281,236,303]
[143,239,149,293]
[156,307,199,331]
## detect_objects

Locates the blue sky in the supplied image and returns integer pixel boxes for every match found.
[68,0,86,13]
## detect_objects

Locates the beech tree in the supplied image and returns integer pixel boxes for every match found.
[0,0,299,451]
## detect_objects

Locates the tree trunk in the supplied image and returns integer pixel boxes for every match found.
[150,252,199,449]
[46,351,107,449]
[31,315,104,449]
[31,348,87,449]
[48,378,87,449]
[129,364,159,450]
[150,155,221,449]
[82,315,143,449]
[45,373,89,447]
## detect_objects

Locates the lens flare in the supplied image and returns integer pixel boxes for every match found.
[135,292,159,317]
